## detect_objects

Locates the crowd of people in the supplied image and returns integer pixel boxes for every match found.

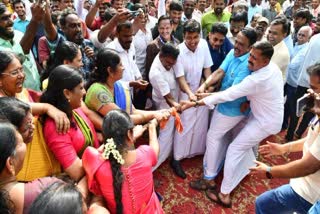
[0,0,320,212]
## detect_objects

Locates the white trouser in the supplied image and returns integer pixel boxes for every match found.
[153,116,175,170]
[220,115,270,194]
[203,110,245,179]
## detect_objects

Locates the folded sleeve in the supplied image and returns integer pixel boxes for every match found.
[150,73,171,97]
[203,75,256,106]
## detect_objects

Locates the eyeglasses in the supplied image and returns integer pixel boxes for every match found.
[1,67,25,78]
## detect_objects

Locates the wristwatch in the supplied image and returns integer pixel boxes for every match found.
[266,166,273,179]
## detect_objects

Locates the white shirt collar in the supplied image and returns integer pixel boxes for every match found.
[180,41,199,55]
[113,38,134,54]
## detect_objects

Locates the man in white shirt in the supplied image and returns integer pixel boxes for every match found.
[132,4,153,78]
[149,43,182,169]
[193,0,207,19]
[181,0,201,23]
[181,41,284,207]
[171,19,213,179]
[189,27,257,195]
[140,0,157,30]
[132,3,153,109]
[268,18,290,80]
[107,21,148,94]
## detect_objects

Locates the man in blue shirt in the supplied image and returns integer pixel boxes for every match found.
[12,0,29,33]
[189,27,257,207]
[206,22,233,74]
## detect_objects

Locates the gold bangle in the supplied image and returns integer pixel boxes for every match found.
[204,81,208,88]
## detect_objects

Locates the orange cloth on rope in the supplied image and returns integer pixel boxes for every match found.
[159,108,183,133]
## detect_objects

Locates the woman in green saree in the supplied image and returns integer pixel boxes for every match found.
[85,49,170,125]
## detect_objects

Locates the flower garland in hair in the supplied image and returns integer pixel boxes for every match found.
[102,138,125,165]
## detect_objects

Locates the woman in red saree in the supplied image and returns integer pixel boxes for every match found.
[83,109,164,214]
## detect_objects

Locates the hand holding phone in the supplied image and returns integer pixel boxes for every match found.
[129,10,142,17]
[296,94,314,117]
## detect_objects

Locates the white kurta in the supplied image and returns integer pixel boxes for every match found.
[203,62,284,194]
[133,28,153,79]
[106,39,142,86]
[173,39,213,160]
[149,55,182,169]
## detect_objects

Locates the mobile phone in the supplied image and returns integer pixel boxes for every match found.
[296,94,314,117]
[129,10,141,17]
[37,0,46,8]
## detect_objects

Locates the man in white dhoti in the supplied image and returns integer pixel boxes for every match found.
[181,41,284,207]
[189,27,258,191]
[149,43,184,170]
[171,19,213,179]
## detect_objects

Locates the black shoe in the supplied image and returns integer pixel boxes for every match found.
[170,159,186,179]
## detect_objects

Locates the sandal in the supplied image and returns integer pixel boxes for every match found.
[189,178,216,191]
[205,189,232,208]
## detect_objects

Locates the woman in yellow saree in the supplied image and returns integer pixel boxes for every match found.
[0,51,68,181]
